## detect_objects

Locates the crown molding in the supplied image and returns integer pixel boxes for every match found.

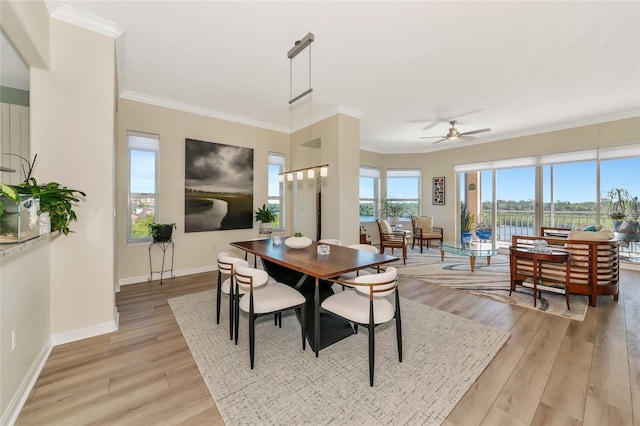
[291,105,365,132]
[49,4,124,38]
[120,91,289,133]
[477,109,640,146]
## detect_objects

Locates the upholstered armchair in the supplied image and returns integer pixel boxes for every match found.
[376,219,407,264]
[411,216,443,253]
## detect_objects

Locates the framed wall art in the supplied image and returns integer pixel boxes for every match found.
[185,138,254,232]
[433,176,445,205]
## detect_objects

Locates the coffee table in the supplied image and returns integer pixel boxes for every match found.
[439,241,497,272]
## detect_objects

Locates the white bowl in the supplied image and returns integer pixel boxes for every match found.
[285,236,312,249]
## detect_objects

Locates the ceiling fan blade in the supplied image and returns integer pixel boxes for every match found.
[419,135,447,139]
[460,128,491,137]
[432,138,448,144]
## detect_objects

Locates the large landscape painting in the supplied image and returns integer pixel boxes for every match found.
[185,139,253,232]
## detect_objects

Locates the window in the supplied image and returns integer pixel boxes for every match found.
[386,169,420,220]
[268,153,285,230]
[359,167,380,222]
[454,142,640,249]
[128,131,159,243]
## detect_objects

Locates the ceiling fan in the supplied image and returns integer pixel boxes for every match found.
[420,120,491,144]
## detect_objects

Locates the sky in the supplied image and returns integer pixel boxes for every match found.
[486,157,640,203]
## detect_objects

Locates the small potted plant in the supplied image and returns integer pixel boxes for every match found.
[254,204,275,235]
[149,223,176,242]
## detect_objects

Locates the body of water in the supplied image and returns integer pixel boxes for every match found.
[185,198,228,232]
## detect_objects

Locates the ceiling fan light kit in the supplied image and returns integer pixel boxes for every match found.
[421,120,491,144]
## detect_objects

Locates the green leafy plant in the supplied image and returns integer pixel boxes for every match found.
[380,194,403,219]
[19,178,86,235]
[0,154,86,235]
[605,187,630,220]
[460,202,476,232]
[0,183,19,216]
[629,196,639,220]
[254,204,275,223]
[149,223,176,242]
[293,232,304,237]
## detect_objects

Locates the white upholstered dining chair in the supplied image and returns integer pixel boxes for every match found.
[319,238,343,246]
[235,264,307,369]
[322,267,402,386]
[216,253,249,341]
[336,243,380,284]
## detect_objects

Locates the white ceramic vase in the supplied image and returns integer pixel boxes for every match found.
[285,236,312,249]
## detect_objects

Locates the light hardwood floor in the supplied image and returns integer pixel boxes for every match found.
[16,263,639,425]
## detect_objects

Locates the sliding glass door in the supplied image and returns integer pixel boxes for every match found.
[496,167,536,241]
[543,161,597,229]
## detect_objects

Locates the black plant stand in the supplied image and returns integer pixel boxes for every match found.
[148,240,175,285]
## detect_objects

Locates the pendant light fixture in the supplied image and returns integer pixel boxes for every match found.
[278,32,329,240]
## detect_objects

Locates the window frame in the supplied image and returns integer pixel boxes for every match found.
[127,131,159,244]
[268,152,286,231]
[359,167,380,223]
[385,169,421,220]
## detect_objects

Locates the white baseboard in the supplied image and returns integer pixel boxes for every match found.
[118,265,216,287]
[0,342,53,426]
[51,319,118,346]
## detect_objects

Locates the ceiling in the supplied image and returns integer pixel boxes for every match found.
[15,2,640,153]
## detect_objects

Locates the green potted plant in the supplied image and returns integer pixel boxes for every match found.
[149,223,176,242]
[605,187,630,230]
[254,204,275,234]
[1,154,86,237]
[380,195,403,225]
[460,202,475,243]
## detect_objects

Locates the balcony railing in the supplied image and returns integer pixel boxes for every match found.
[481,210,638,263]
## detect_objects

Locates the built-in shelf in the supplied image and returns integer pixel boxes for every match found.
[0,233,51,260]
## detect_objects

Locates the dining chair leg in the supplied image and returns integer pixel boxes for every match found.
[228,277,235,340]
[300,304,306,350]
[216,272,222,324]
[234,292,241,345]
[369,301,375,386]
[395,289,403,362]
[314,281,320,358]
[249,297,255,369]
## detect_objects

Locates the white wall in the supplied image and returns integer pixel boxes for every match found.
[0,240,51,422]
[30,19,116,336]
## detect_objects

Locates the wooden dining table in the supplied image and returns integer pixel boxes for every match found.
[230,238,399,355]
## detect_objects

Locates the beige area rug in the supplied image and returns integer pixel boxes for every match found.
[392,247,588,321]
[168,290,509,425]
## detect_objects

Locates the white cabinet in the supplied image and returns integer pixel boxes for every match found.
[0,102,30,185]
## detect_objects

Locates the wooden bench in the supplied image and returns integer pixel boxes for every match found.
[511,232,619,307]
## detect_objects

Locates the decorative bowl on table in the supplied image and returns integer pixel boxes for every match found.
[285,234,312,249]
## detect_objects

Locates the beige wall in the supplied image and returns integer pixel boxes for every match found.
[0,240,50,418]
[361,117,640,241]
[288,114,360,245]
[30,19,116,335]
[117,99,290,282]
